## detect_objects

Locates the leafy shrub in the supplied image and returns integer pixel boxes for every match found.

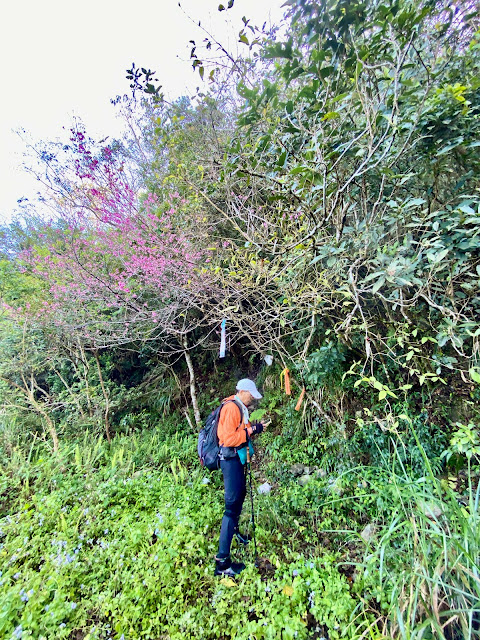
[351,408,448,476]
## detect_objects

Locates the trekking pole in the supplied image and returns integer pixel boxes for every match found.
[246,440,259,567]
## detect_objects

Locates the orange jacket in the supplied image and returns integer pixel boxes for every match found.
[217,395,253,447]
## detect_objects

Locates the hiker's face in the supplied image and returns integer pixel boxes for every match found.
[244,392,255,407]
[238,390,256,407]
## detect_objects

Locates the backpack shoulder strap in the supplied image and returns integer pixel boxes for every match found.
[220,399,243,429]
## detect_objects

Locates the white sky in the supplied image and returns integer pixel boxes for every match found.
[0,0,285,223]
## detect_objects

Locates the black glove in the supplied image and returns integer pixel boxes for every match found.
[251,422,264,435]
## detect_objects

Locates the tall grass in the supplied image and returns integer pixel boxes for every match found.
[349,449,480,639]
[0,423,196,515]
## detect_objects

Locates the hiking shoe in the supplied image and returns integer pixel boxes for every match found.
[234,530,252,546]
[214,557,246,577]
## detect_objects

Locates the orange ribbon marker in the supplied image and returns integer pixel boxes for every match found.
[295,387,305,411]
[281,368,291,395]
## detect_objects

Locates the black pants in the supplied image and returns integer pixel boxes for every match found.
[217,456,246,559]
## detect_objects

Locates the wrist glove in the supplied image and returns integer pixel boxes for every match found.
[251,422,264,435]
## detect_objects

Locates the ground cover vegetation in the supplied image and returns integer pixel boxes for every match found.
[1,0,480,637]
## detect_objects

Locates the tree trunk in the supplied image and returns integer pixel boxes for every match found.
[183,338,202,429]
[94,351,111,443]
[38,406,60,453]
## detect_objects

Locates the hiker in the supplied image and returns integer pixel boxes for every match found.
[214,378,265,577]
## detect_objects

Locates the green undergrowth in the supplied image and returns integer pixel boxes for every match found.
[1,426,479,639]
[0,429,355,640]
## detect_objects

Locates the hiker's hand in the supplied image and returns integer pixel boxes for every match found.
[251,422,264,435]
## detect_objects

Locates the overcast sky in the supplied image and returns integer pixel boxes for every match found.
[0,0,285,223]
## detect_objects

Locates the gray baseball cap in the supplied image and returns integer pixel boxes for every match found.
[236,378,262,399]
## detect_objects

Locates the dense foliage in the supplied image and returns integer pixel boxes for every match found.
[1,0,480,638]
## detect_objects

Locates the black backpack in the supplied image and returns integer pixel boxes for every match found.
[197,399,242,471]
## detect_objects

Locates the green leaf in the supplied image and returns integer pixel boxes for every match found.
[469,368,480,384]
[319,66,334,79]
[250,408,266,421]
[309,254,323,266]
[277,151,287,168]
[458,203,476,215]
[437,140,463,155]
[322,111,339,120]
[435,248,449,262]
[266,41,293,59]
[372,277,385,294]
[290,165,310,175]
[404,198,426,208]
[364,272,384,282]
[378,389,387,400]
